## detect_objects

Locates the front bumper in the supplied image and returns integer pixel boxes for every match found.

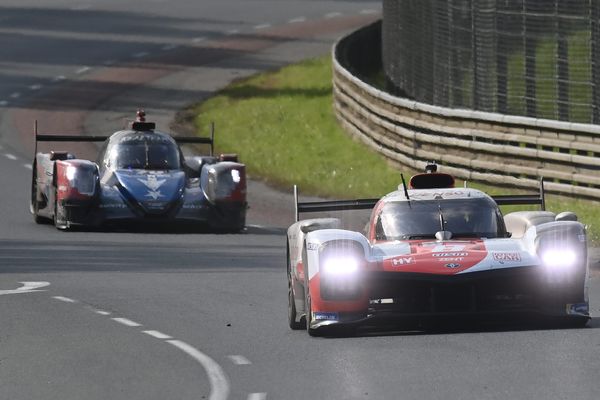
[310,267,589,330]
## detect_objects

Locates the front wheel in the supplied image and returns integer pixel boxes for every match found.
[305,293,321,337]
[30,166,47,224]
[288,276,305,330]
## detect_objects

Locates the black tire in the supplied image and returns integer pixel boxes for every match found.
[305,292,322,337]
[287,245,305,330]
[53,191,68,231]
[30,166,46,224]
[288,276,305,330]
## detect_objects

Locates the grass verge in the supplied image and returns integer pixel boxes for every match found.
[187,55,599,243]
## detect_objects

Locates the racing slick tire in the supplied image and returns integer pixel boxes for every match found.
[305,293,321,337]
[53,191,69,231]
[287,244,305,330]
[30,166,48,224]
[288,276,305,330]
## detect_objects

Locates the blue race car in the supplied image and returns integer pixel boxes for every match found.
[31,111,247,231]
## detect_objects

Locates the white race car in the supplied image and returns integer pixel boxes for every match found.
[287,165,590,336]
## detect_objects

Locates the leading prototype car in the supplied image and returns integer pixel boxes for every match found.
[287,165,590,336]
[31,111,247,231]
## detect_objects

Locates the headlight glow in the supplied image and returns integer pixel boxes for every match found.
[541,249,577,269]
[231,169,241,183]
[66,165,77,181]
[322,256,359,275]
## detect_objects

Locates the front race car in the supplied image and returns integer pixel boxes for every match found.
[288,168,590,336]
[304,229,589,333]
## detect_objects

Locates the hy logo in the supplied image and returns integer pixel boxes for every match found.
[138,175,166,200]
[391,257,414,266]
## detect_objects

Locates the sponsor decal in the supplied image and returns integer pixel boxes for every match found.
[390,256,415,266]
[566,303,589,316]
[437,257,465,262]
[445,263,461,269]
[58,185,68,192]
[99,203,127,209]
[492,252,521,262]
[433,252,468,257]
[182,204,205,209]
[578,234,586,242]
[307,242,319,251]
[313,312,339,321]
[137,175,167,200]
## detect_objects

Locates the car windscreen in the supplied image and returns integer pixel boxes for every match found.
[110,141,181,170]
[375,198,505,240]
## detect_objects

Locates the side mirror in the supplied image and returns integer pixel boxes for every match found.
[555,212,577,222]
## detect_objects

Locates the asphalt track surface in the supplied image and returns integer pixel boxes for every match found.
[0,1,599,400]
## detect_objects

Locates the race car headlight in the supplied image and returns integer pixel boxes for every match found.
[231,169,241,183]
[322,255,359,275]
[541,249,577,269]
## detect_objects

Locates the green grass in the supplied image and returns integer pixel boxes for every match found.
[192,57,401,199]
[190,55,600,243]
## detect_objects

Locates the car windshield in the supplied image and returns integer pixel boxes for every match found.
[375,198,505,240]
[110,139,181,170]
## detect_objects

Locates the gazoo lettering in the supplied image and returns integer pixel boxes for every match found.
[391,257,415,266]
[492,252,521,262]
[432,252,468,257]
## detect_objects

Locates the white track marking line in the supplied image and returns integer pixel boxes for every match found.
[225,29,239,35]
[75,66,91,75]
[4,154,17,160]
[9,92,20,99]
[143,330,173,340]
[29,84,43,91]
[94,310,111,316]
[167,340,230,400]
[52,75,66,82]
[0,100,7,106]
[23,164,32,170]
[53,296,77,303]
[254,24,271,30]
[111,317,142,327]
[161,44,178,51]
[248,393,267,400]
[325,12,342,19]
[228,355,251,365]
[288,17,306,23]
[192,37,206,44]
[360,9,379,15]
[132,52,149,59]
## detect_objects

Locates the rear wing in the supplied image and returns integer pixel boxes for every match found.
[491,178,546,211]
[293,185,377,222]
[34,120,216,156]
[293,178,546,222]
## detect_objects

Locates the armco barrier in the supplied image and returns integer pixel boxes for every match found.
[333,22,600,199]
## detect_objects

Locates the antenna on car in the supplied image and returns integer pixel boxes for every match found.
[400,173,410,200]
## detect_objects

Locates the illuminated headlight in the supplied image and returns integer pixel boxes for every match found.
[322,256,359,275]
[541,249,577,269]
[231,169,241,183]
[66,165,77,181]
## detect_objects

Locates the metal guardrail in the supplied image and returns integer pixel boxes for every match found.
[332,25,600,199]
